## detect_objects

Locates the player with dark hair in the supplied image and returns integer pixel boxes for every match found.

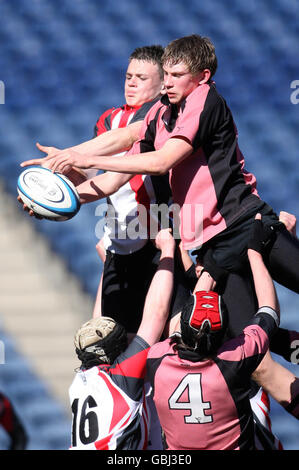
[146,215,283,450]
[69,229,175,450]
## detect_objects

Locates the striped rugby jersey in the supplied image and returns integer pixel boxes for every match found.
[69,336,151,450]
[128,83,264,250]
[94,98,172,255]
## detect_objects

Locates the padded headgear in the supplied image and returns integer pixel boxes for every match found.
[180,291,227,351]
[74,317,127,366]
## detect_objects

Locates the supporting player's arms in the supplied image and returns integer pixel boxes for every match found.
[76,171,134,204]
[137,229,175,346]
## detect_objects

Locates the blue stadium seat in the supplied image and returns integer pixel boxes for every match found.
[0,0,298,449]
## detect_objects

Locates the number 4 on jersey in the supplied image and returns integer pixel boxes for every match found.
[168,373,213,424]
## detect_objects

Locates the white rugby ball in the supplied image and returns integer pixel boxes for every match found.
[17,166,81,221]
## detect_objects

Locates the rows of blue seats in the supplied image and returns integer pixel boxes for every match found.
[0,0,298,449]
[0,325,71,450]
[0,0,297,291]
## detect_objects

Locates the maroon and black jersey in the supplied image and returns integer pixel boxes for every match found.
[127,85,264,250]
[146,309,279,450]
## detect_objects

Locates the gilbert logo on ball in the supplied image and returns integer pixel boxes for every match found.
[17,166,81,221]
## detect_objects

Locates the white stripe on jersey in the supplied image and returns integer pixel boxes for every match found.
[69,367,149,450]
[102,108,165,254]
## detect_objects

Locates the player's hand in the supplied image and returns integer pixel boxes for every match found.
[279,211,297,237]
[248,213,265,253]
[20,143,61,168]
[154,228,175,253]
[21,144,92,175]
[17,196,44,219]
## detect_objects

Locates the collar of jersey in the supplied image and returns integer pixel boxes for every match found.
[122,104,143,111]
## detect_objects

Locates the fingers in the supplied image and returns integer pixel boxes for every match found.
[20,158,44,168]
[36,142,50,153]
[20,143,61,168]
[279,211,297,236]
[255,212,262,220]
[154,227,175,250]
[49,157,72,174]
[17,196,43,219]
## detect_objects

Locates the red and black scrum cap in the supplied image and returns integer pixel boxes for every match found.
[180,291,227,348]
[189,291,223,332]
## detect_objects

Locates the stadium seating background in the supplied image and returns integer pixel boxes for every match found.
[0,0,298,450]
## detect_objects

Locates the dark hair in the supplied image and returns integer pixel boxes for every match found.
[129,45,164,79]
[162,34,217,78]
[170,326,225,361]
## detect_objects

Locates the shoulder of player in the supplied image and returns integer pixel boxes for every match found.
[143,97,165,121]
[183,83,225,115]
[111,335,150,366]
[147,337,173,359]
[217,322,269,362]
[95,106,123,126]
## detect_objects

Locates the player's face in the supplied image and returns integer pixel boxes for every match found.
[125,59,163,107]
[163,62,203,105]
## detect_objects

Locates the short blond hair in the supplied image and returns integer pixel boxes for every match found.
[162,34,217,78]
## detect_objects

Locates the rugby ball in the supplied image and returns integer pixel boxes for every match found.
[17,166,81,221]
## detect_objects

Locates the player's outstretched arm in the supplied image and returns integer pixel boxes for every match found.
[21,135,194,176]
[76,171,134,204]
[137,229,175,346]
[20,121,142,169]
[247,213,280,315]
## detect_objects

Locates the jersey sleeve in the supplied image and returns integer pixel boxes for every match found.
[107,336,150,401]
[217,309,279,376]
[170,84,233,152]
[250,307,279,339]
[93,107,115,137]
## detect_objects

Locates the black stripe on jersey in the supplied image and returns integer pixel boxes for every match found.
[139,106,162,154]
[139,105,173,209]
[250,311,278,340]
[93,124,98,138]
[253,412,278,450]
[131,95,162,124]
[104,112,112,131]
[213,353,265,450]
[115,412,143,450]
[146,354,176,399]
[99,336,149,402]
[193,84,260,224]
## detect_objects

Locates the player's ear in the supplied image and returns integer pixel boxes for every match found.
[198,69,211,85]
